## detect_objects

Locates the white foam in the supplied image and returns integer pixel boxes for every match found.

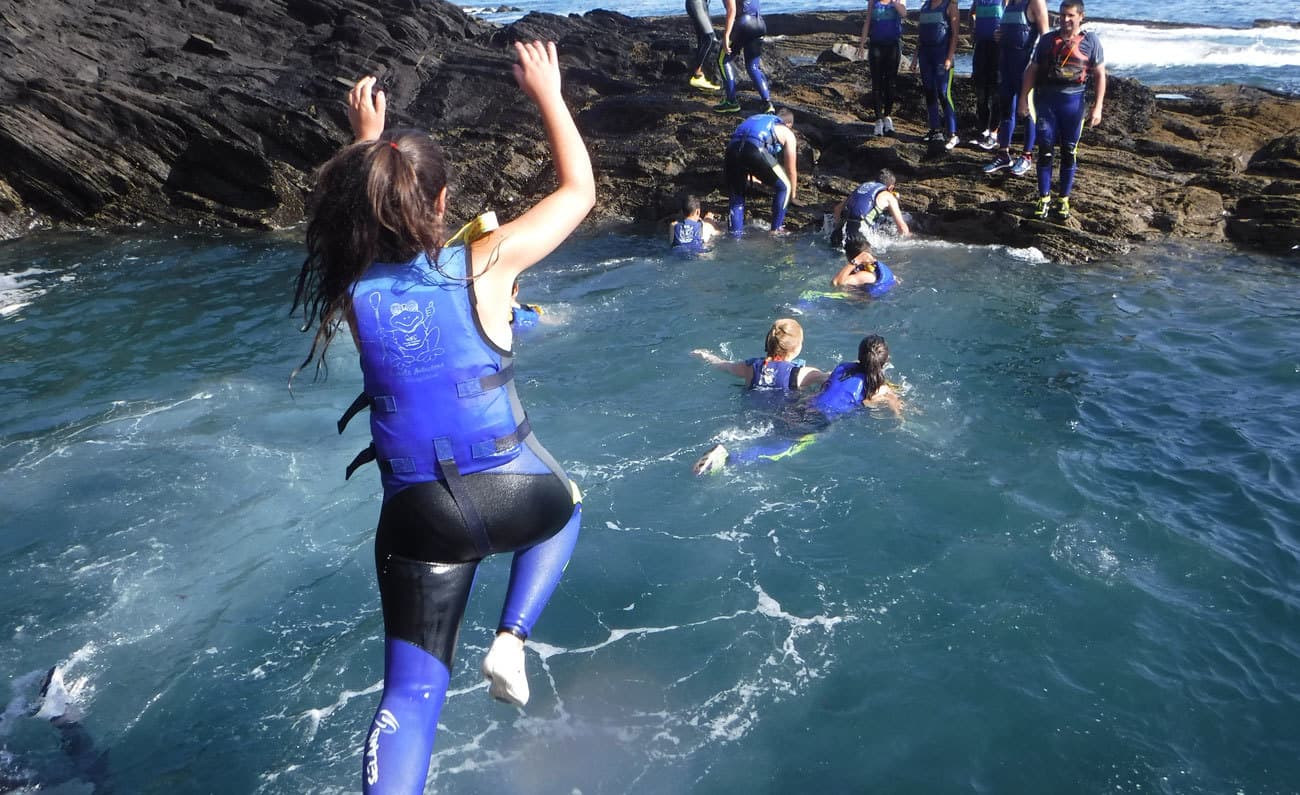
[1092,22,1300,69]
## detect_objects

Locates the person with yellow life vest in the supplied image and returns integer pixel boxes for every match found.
[1019,0,1105,220]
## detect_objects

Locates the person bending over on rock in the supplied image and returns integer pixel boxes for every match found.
[830,169,911,247]
[855,0,907,137]
[1019,0,1105,220]
[291,40,595,795]
[713,0,774,113]
[982,0,1048,177]
[671,194,721,253]
[686,0,723,91]
[910,0,961,150]
[694,334,903,474]
[724,108,798,236]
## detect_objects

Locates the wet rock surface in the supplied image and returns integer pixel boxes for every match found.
[1,0,1296,262]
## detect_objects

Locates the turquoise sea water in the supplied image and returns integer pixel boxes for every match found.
[2,227,1298,793]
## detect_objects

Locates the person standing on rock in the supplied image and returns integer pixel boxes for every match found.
[982,0,1048,177]
[968,0,1005,149]
[910,0,961,150]
[686,0,723,91]
[292,40,595,794]
[855,0,907,137]
[1019,0,1105,220]
[714,0,774,113]
[724,108,798,235]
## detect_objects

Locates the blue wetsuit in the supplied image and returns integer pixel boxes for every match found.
[341,244,582,794]
[916,0,956,136]
[511,303,541,328]
[728,361,878,464]
[1030,29,1104,197]
[997,0,1039,152]
[672,218,708,253]
[838,181,892,244]
[866,0,903,119]
[971,0,1004,132]
[718,0,771,104]
[724,113,792,235]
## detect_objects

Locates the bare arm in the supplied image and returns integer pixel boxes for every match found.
[722,0,737,53]
[779,126,798,201]
[884,193,911,236]
[831,261,877,287]
[469,41,595,282]
[693,349,753,380]
[866,387,904,417]
[857,11,872,57]
[1018,58,1040,115]
[1030,0,1049,35]
[797,367,830,390]
[945,0,960,67]
[1089,62,1106,126]
[346,76,386,143]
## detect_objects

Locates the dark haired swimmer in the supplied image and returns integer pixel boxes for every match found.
[670,194,720,253]
[832,238,899,297]
[291,40,594,794]
[694,334,902,474]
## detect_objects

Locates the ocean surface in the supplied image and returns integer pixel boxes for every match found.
[3,228,1299,793]
[468,0,1300,95]
[2,1,1299,793]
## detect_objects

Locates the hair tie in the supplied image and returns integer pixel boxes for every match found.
[389,141,400,151]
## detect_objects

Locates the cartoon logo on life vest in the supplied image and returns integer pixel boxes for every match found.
[366,291,444,372]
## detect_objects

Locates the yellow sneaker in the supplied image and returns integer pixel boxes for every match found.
[689,74,721,91]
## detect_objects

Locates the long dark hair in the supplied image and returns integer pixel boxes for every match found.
[290,130,449,382]
[840,334,890,398]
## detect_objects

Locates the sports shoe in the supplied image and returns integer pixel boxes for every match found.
[978,131,999,150]
[874,119,884,137]
[482,633,529,707]
[689,74,721,91]
[712,99,741,113]
[882,116,895,135]
[944,134,960,151]
[1053,195,1071,220]
[693,444,729,475]
[1010,153,1034,177]
[1032,195,1051,219]
[983,152,1012,174]
[924,129,940,143]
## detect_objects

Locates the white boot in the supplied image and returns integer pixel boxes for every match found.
[482,632,529,707]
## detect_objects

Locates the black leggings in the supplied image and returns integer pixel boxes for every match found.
[686,0,717,74]
[867,40,900,118]
[972,39,1000,131]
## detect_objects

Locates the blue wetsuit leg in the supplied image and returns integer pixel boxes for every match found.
[740,15,770,102]
[998,49,1034,150]
[1034,91,1058,195]
[919,45,955,134]
[499,501,581,638]
[364,640,450,794]
[1035,90,1084,196]
[1056,93,1086,196]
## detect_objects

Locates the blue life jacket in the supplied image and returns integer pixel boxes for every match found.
[999,0,1035,50]
[746,357,803,391]
[858,261,897,297]
[845,181,889,224]
[973,0,1004,42]
[337,244,530,500]
[740,0,761,16]
[731,114,785,156]
[811,362,867,419]
[917,0,951,48]
[511,303,542,328]
[869,0,903,43]
[672,218,706,252]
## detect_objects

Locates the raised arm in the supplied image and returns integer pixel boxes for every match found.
[693,349,753,380]
[469,41,595,280]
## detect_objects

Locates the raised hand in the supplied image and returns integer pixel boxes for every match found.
[347,76,386,143]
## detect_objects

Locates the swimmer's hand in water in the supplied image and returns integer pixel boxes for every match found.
[347,76,386,143]
[512,40,563,109]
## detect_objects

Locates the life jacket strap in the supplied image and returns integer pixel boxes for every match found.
[337,365,514,434]
[433,437,492,557]
[342,417,532,480]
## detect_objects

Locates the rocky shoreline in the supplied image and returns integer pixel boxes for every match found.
[1,0,1296,262]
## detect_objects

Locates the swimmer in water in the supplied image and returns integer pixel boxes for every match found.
[694,334,902,474]
[291,40,594,794]
[670,194,720,254]
[511,279,543,328]
[692,317,828,393]
[830,238,899,297]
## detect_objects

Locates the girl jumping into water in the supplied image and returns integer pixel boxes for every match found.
[291,40,594,794]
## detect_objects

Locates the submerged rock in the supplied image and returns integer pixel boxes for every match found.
[0,0,1296,262]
